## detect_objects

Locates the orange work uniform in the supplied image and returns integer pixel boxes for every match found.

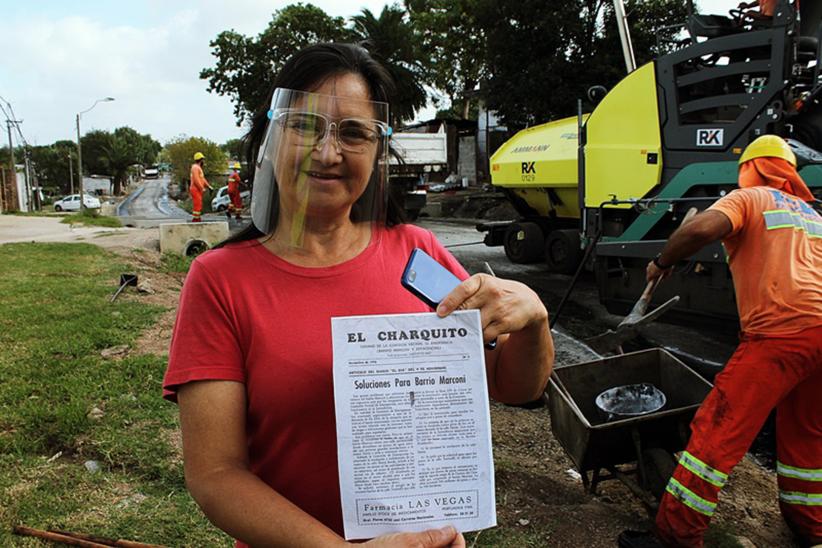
[759,0,777,16]
[189,163,209,222]
[655,158,822,546]
[227,171,243,219]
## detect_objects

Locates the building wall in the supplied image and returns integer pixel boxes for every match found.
[0,167,19,212]
[16,165,28,211]
[458,136,477,185]
[84,177,112,195]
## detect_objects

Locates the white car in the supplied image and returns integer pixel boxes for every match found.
[53,194,102,212]
[143,165,159,179]
[211,185,250,212]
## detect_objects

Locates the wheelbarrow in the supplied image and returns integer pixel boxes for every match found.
[547,348,712,512]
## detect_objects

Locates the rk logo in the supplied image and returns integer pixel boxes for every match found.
[696,129,724,146]
[521,162,536,174]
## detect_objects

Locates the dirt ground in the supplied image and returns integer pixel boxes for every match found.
[50,221,799,547]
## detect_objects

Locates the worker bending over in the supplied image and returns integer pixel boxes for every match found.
[646,135,821,547]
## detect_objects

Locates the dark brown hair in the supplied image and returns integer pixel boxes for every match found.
[218,43,405,247]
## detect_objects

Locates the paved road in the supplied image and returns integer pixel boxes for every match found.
[118,177,246,228]
[0,214,124,244]
[117,176,190,225]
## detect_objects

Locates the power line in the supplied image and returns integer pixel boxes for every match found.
[1,98,29,147]
[0,95,37,210]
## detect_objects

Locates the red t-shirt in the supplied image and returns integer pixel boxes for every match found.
[709,186,822,335]
[163,224,469,540]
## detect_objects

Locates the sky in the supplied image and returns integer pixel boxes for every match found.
[0,0,734,149]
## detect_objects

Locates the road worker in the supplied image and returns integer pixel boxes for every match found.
[190,152,214,223]
[623,135,821,547]
[226,162,244,221]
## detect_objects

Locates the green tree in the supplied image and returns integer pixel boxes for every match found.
[221,138,244,162]
[405,0,487,119]
[351,5,426,124]
[80,128,161,194]
[478,0,690,129]
[0,146,25,170]
[28,141,77,195]
[163,136,225,187]
[200,4,354,124]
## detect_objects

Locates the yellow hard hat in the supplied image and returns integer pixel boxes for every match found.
[233,162,241,169]
[193,152,205,161]
[738,135,796,166]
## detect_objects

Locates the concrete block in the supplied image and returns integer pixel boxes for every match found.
[159,221,229,256]
[421,202,442,217]
[100,203,117,216]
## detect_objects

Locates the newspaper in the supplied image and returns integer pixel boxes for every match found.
[331,310,496,540]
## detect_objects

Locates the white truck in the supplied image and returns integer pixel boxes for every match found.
[390,124,448,220]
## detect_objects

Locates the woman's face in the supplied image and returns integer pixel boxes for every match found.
[274,73,381,223]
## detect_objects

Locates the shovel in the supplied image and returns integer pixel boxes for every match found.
[584,207,698,354]
[584,295,680,354]
[110,273,138,303]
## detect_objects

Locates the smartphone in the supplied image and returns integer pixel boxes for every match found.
[401,248,462,309]
[401,248,497,349]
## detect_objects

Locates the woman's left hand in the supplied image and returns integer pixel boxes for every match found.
[436,273,553,404]
[436,274,547,343]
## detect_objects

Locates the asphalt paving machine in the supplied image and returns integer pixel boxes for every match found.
[482,0,822,322]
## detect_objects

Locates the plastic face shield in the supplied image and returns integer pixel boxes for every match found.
[250,88,392,239]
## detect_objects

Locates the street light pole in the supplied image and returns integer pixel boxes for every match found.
[76,97,114,212]
[68,153,74,195]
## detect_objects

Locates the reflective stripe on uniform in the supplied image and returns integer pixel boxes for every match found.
[763,209,822,238]
[665,477,717,516]
[777,461,822,482]
[679,451,729,488]
[779,490,822,506]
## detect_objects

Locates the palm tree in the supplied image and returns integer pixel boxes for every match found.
[351,6,428,126]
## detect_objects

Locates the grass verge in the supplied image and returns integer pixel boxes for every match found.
[60,211,122,228]
[0,242,229,546]
[159,253,195,274]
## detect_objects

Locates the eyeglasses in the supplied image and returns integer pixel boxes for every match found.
[271,110,392,154]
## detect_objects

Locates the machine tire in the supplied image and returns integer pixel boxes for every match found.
[504,222,544,263]
[216,204,226,212]
[641,448,676,500]
[54,205,63,212]
[545,229,582,274]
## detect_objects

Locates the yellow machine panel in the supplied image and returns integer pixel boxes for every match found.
[490,115,585,219]
[584,62,663,208]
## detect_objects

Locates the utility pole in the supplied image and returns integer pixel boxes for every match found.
[76,97,114,212]
[76,113,84,211]
[68,153,74,194]
[23,147,35,211]
[6,119,19,210]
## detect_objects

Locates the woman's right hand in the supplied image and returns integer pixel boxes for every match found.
[360,526,466,547]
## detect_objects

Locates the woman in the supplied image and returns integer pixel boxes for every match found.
[163,43,554,547]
